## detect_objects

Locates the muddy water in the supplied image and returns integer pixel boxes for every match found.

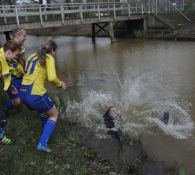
[1,35,195,173]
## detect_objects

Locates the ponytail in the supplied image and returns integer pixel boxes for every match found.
[37,46,47,66]
[37,40,57,67]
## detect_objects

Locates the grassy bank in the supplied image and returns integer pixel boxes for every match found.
[0,84,181,175]
[0,90,120,175]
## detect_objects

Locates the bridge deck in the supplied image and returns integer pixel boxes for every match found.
[0,1,176,32]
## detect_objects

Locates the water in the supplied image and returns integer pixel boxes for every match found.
[1,35,195,173]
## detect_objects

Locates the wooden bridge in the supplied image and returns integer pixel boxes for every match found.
[0,1,183,41]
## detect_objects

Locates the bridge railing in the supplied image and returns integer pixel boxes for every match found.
[0,2,151,26]
[149,0,190,14]
[0,1,181,27]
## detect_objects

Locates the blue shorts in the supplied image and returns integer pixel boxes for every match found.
[7,77,22,99]
[19,93,54,115]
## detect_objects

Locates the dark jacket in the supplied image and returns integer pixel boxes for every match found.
[103,115,115,129]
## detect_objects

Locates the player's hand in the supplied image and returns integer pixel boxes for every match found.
[61,81,67,90]
[11,85,18,94]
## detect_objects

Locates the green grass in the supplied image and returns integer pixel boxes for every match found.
[0,84,180,175]
[0,86,120,175]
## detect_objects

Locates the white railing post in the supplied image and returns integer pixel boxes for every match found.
[141,2,144,17]
[44,5,47,20]
[113,3,116,19]
[60,4,65,24]
[25,15,28,21]
[15,6,20,26]
[3,7,7,24]
[39,5,43,26]
[152,0,154,13]
[155,0,158,15]
[97,4,100,21]
[128,3,131,18]
[79,4,83,23]
[148,0,151,13]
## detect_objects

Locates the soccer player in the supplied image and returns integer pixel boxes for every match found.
[19,40,66,152]
[0,28,26,115]
[0,40,20,144]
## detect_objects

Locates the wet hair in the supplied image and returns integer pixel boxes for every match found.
[11,28,26,38]
[37,40,57,67]
[3,40,20,52]
[103,106,115,118]
[103,106,116,129]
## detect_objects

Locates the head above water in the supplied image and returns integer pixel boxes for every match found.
[11,28,26,45]
[3,40,20,61]
[104,106,119,118]
[38,40,58,66]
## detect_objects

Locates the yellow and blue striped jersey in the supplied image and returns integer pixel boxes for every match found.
[9,59,25,77]
[21,53,62,96]
[0,47,12,91]
[0,46,25,91]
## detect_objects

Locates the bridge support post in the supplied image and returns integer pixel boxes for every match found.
[143,16,148,35]
[109,22,115,42]
[92,23,96,43]
[92,22,116,43]
[4,31,11,41]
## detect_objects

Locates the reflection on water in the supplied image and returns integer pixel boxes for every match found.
[1,35,195,173]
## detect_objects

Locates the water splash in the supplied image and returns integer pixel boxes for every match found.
[63,68,194,140]
[65,91,112,127]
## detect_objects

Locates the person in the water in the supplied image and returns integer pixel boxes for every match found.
[160,112,169,124]
[103,106,122,141]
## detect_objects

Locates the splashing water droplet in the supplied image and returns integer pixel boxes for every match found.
[63,68,194,140]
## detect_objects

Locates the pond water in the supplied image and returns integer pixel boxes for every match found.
[1,35,195,173]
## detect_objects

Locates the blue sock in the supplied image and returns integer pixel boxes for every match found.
[0,128,4,139]
[39,119,56,145]
[3,100,14,111]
